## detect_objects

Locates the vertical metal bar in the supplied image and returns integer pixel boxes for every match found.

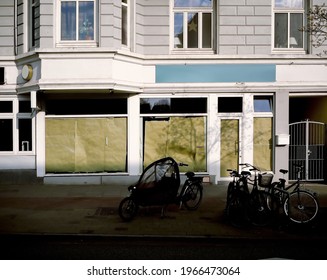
[305,120,309,180]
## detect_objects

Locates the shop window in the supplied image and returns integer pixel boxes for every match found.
[19,119,32,151]
[140,98,207,114]
[60,0,95,42]
[218,97,243,113]
[0,119,13,151]
[253,117,273,171]
[143,116,206,172]
[172,0,213,50]
[45,118,127,173]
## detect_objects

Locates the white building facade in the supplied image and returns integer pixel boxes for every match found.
[0,0,326,185]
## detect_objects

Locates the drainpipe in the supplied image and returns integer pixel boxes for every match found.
[14,0,17,56]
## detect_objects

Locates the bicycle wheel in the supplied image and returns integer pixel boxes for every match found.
[182,182,203,210]
[226,192,250,228]
[118,197,138,222]
[284,190,319,224]
[249,190,273,226]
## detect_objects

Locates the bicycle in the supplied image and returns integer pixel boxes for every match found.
[225,163,272,227]
[118,157,203,221]
[225,168,251,227]
[267,165,319,224]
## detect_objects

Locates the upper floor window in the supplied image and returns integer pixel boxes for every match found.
[273,0,306,50]
[60,0,95,42]
[29,0,38,49]
[172,0,213,50]
[122,0,129,47]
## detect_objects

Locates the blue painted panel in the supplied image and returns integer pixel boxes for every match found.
[156,64,276,83]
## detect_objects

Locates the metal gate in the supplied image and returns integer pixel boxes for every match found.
[289,120,325,181]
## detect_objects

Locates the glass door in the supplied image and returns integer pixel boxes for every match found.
[220,118,240,178]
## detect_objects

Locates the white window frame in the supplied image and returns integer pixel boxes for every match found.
[56,0,98,47]
[170,0,214,53]
[0,97,35,155]
[272,0,307,53]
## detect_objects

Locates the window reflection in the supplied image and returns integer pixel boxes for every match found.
[174,0,212,7]
[61,0,94,41]
[275,0,303,8]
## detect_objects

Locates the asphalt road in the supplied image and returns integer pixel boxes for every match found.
[1,234,326,260]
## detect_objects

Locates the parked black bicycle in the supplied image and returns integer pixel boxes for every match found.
[225,163,273,227]
[118,157,203,221]
[267,165,319,224]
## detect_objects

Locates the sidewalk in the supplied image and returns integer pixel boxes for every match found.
[0,182,326,240]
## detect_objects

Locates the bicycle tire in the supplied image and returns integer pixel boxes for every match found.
[284,190,319,224]
[249,190,273,226]
[226,192,250,228]
[118,197,138,222]
[182,182,203,210]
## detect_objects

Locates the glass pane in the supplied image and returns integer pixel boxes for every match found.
[79,1,94,40]
[19,101,32,113]
[275,13,288,48]
[188,13,198,48]
[290,13,303,48]
[122,4,128,45]
[254,118,273,170]
[0,101,13,113]
[202,13,212,48]
[275,0,303,8]
[174,0,212,7]
[220,119,239,177]
[19,119,32,151]
[61,2,76,40]
[254,97,272,112]
[0,119,13,151]
[174,13,183,48]
[218,97,243,113]
[143,117,206,172]
[140,98,207,114]
[46,99,127,115]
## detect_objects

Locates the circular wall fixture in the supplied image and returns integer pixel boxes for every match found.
[22,64,33,81]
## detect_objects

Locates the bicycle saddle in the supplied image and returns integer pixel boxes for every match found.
[279,169,288,174]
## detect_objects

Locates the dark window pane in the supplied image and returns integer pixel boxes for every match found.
[188,13,198,48]
[19,119,32,151]
[218,97,243,113]
[19,101,32,113]
[0,101,13,113]
[0,67,4,85]
[0,119,13,151]
[202,13,212,48]
[254,97,272,112]
[140,98,207,114]
[275,13,288,48]
[46,99,127,115]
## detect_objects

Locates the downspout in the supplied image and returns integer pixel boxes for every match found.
[14,0,17,56]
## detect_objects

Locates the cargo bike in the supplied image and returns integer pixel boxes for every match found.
[118,157,203,221]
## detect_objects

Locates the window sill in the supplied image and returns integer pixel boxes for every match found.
[56,41,98,48]
[170,49,215,55]
[271,48,307,55]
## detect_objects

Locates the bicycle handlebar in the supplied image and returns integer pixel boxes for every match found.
[178,162,189,167]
